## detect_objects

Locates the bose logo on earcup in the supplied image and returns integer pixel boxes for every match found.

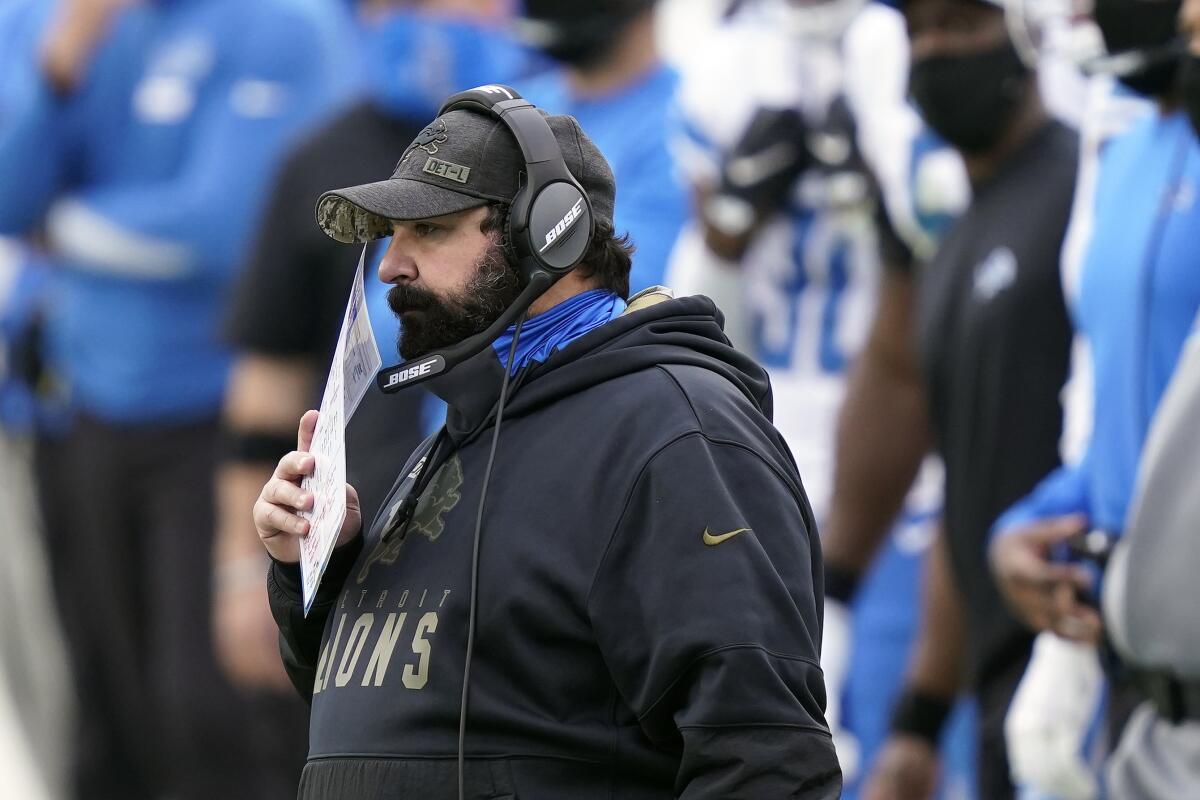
[538,198,585,254]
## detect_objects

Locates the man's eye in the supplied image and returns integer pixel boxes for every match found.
[414,223,439,237]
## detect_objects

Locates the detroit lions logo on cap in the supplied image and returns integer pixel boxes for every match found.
[401,119,450,165]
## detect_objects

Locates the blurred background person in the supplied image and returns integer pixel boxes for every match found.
[513,0,687,294]
[215,0,534,727]
[989,0,1200,795]
[0,8,76,795]
[1101,321,1200,799]
[846,0,1080,797]
[1102,23,1200,773]
[663,0,976,796]
[0,0,355,797]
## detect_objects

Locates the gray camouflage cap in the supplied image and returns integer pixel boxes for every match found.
[316,108,617,244]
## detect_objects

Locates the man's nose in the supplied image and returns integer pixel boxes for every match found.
[378,235,417,284]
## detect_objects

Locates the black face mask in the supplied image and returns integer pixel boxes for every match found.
[1093,0,1183,97]
[1184,53,1200,139]
[516,0,645,69]
[534,20,626,68]
[909,42,1031,155]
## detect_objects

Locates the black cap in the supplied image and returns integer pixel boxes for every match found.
[316,107,617,244]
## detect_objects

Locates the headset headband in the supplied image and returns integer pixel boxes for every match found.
[439,86,566,168]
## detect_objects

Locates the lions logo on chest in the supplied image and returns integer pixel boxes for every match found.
[357,455,464,584]
[409,456,463,541]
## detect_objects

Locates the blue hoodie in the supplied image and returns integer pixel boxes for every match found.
[0,0,355,423]
[995,111,1200,537]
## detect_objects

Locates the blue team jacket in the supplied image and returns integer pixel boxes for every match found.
[995,111,1200,537]
[0,0,355,423]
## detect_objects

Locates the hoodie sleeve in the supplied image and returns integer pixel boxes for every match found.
[991,455,1092,539]
[587,432,842,800]
[267,535,363,703]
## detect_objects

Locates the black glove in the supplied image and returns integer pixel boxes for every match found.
[703,106,813,240]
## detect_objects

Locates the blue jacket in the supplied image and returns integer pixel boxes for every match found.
[0,0,355,423]
[995,111,1200,536]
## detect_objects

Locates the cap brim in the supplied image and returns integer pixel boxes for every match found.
[315,178,491,244]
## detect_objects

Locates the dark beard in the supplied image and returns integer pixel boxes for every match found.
[387,241,523,361]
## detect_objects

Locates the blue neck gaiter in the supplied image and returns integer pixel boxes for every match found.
[492,289,626,373]
[360,11,533,121]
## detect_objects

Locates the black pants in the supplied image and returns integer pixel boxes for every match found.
[36,415,309,800]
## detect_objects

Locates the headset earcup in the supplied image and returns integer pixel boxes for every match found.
[525,182,592,274]
[505,184,538,284]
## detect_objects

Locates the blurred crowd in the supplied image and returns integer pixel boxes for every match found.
[1,0,1199,798]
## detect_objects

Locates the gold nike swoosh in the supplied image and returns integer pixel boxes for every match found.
[703,527,751,546]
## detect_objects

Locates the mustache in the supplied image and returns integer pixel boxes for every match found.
[386,242,524,361]
[387,283,441,315]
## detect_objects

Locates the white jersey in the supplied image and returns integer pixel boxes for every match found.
[666,3,959,522]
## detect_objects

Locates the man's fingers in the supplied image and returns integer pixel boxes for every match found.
[273,450,316,481]
[1006,551,1090,593]
[1002,548,1057,587]
[1053,607,1103,643]
[298,409,319,452]
[254,496,310,538]
[264,476,312,512]
[1009,583,1056,631]
[1050,584,1103,643]
[1051,582,1079,619]
[1025,514,1088,546]
[1044,562,1092,591]
[266,504,309,537]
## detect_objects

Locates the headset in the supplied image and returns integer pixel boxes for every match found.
[376,83,594,393]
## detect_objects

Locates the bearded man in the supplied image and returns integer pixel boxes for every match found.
[251,87,842,799]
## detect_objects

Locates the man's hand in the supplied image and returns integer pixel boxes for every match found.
[862,734,939,800]
[253,410,361,564]
[40,0,137,94]
[989,515,1101,643]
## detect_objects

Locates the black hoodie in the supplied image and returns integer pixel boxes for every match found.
[268,292,841,799]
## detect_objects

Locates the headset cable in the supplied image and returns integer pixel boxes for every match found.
[458,313,526,800]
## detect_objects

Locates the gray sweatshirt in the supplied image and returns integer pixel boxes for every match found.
[1105,323,1200,675]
